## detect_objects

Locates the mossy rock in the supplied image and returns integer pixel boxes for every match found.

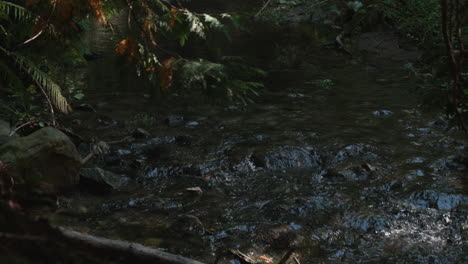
[0,127,81,190]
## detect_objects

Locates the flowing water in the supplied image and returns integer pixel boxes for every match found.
[56,17,468,264]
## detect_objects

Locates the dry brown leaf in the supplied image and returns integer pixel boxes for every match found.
[159,57,177,94]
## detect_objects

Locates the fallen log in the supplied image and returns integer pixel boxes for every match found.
[57,227,206,264]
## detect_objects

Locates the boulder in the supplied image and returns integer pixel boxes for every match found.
[0,127,81,189]
[0,120,19,146]
[80,167,128,191]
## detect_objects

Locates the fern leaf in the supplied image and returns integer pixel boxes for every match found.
[0,46,71,114]
[0,1,33,21]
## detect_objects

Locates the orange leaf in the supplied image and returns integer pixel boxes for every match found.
[169,8,179,28]
[159,57,177,94]
[115,38,139,62]
[88,0,107,23]
[259,256,273,263]
[115,39,129,55]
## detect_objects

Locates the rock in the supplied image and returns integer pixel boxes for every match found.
[165,115,184,127]
[251,146,320,170]
[0,120,18,145]
[287,93,305,98]
[74,103,96,112]
[426,118,448,129]
[185,187,203,195]
[255,225,303,249]
[173,214,205,235]
[0,127,81,190]
[116,149,131,155]
[335,144,377,162]
[133,128,150,138]
[71,119,82,126]
[324,164,374,182]
[429,156,465,172]
[186,121,200,127]
[406,157,425,164]
[372,110,393,117]
[412,190,465,210]
[80,167,128,191]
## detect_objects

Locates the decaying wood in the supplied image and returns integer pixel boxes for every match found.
[58,227,206,264]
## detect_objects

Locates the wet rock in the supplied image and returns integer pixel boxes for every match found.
[335,144,377,162]
[251,134,270,143]
[80,167,129,191]
[429,156,465,172]
[147,136,176,145]
[416,127,434,136]
[255,224,303,249]
[71,119,82,126]
[251,146,320,170]
[324,164,375,182]
[0,120,18,145]
[348,215,388,232]
[186,121,200,127]
[185,187,203,195]
[406,157,426,164]
[116,149,131,155]
[96,116,117,130]
[0,127,81,190]
[173,214,205,235]
[287,93,305,98]
[133,128,150,138]
[372,110,393,117]
[404,170,425,180]
[426,118,449,129]
[165,115,184,127]
[412,190,465,210]
[74,103,96,112]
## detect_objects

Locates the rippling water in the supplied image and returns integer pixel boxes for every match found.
[59,16,468,264]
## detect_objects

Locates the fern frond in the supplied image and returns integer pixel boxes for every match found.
[184,11,206,38]
[0,1,33,21]
[0,46,71,114]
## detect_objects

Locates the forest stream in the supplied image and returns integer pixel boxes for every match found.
[48,17,468,264]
